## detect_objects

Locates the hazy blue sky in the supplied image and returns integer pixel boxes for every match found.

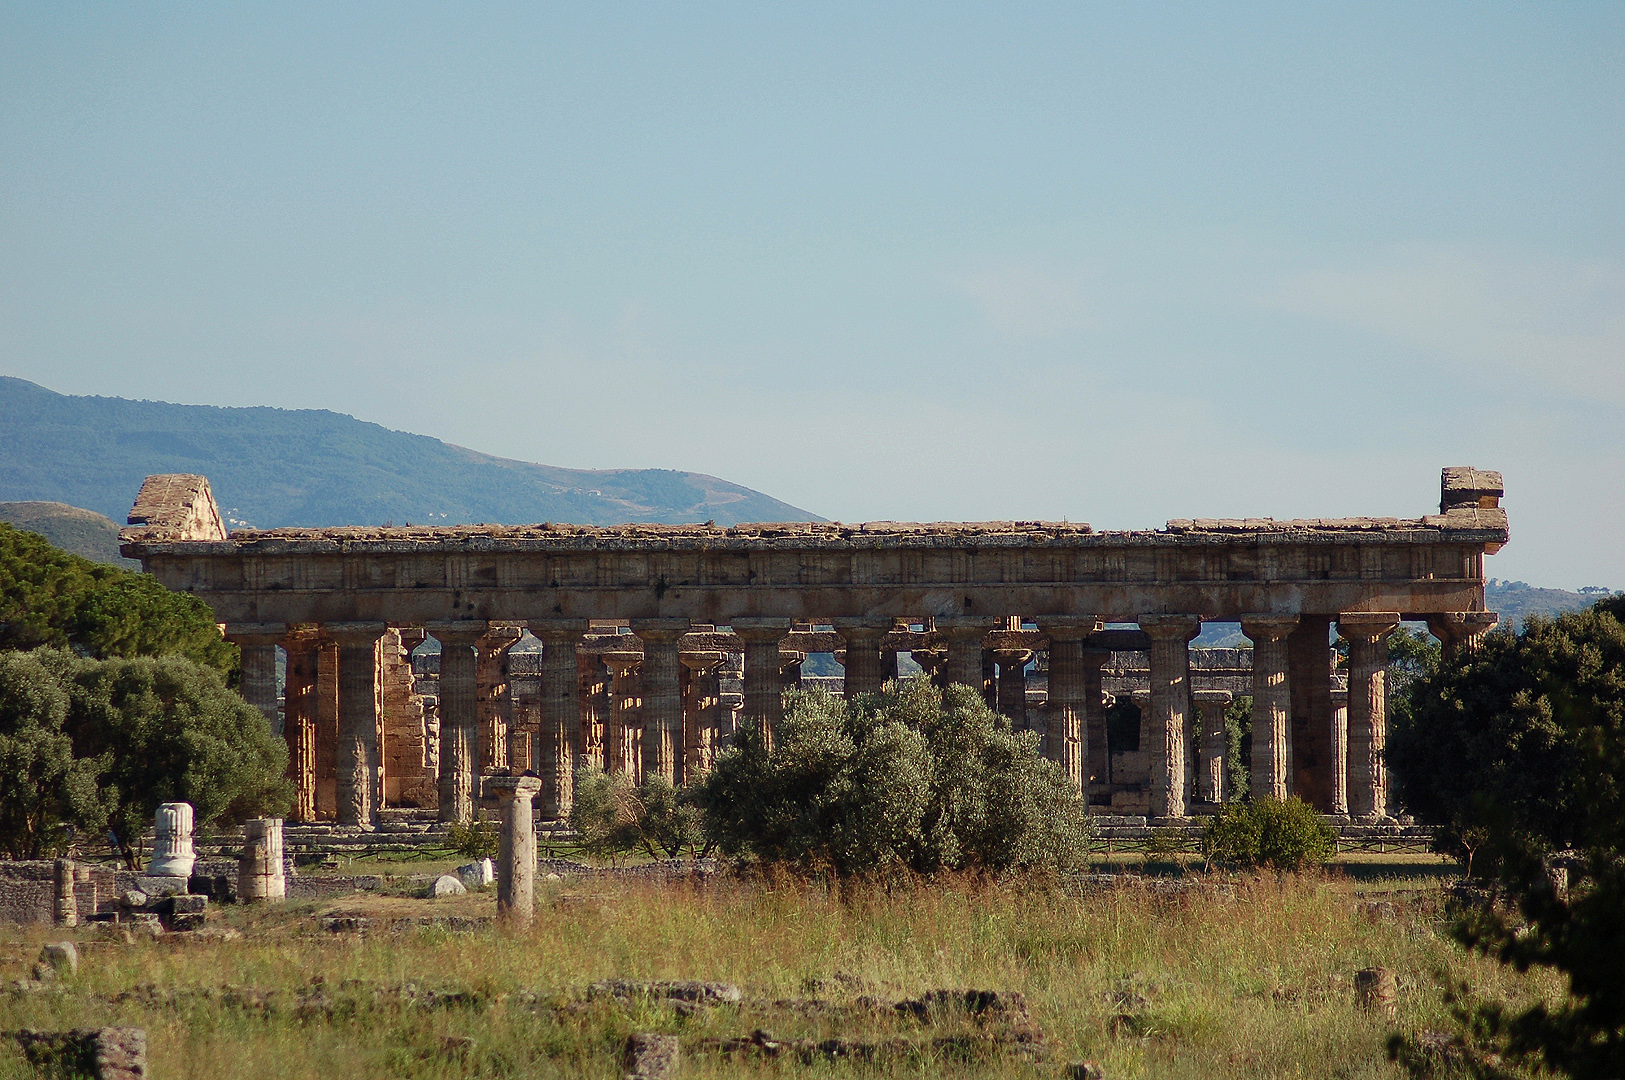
[2,4,1621,587]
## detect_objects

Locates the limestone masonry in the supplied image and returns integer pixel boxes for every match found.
[120,468,1507,824]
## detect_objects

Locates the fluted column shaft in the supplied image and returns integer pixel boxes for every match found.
[430,623,487,823]
[995,649,1032,731]
[1038,619,1098,794]
[1329,689,1349,814]
[227,625,284,731]
[632,620,688,784]
[1140,615,1202,818]
[680,652,724,779]
[477,627,521,773]
[1241,614,1297,802]
[1288,616,1335,810]
[1193,690,1232,804]
[602,652,642,778]
[938,618,992,692]
[833,619,890,698]
[280,630,320,822]
[531,620,588,820]
[734,619,790,748]
[1341,613,1401,819]
[328,623,387,826]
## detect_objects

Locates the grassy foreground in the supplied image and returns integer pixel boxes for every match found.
[0,862,1558,1079]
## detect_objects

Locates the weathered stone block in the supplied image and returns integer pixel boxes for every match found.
[624,1032,680,1079]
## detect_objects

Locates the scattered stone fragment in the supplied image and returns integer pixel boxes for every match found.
[624,1032,679,1079]
[457,858,495,889]
[430,874,467,897]
[1355,967,1398,1015]
[589,979,743,1005]
[1066,1062,1105,1080]
[33,942,78,980]
[11,1027,146,1080]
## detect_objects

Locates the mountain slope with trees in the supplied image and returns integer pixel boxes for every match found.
[0,376,822,528]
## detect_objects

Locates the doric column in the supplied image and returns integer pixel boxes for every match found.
[1329,688,1349,815]
[680,651,724,778]
[1288,616,1336,811]
[529,619,588,820]
[1139,615,1202,819]
[225,624,284,731]
[780,650,805,693]
[328,622,387,826]
[631,619,688,784]
[1425,611,1499,661]
[428,622,487,823]
[314,637,339,820]
[477,626,522,773]
[1241,614,1298,802]
[833,619,890,698]
[1037,618,1099,794]
[279,628,320,822]
[1340,612,1402,820]
[602,650,643,778]
[1192,690,1232,805]
[485,773,543,925]
[937,617,993,692]
[994,648,1032,731]
[733,618,790,747]
[578,651,610,771]
[238,818,286,902]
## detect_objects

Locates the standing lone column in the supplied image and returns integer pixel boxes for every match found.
[1037,618,1099,794]
[484,774,544,925]
[833,620,890,698]
[238,818,286,901]
[328,623,387,827]
[631,620,689,784]
[1192,690,1232,804]
[429,622,488,823]
[226,624,285,731]
[147,802,196,879]
[54,858,77,927]
[1340,612,1402,820]
[937,618,993,692]
[1139,615,1202,819]
[1241,615,1298,802]
[529,620,588,820]
[733,619,790,747]
[1425,612,1499,661]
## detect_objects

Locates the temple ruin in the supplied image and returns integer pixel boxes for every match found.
[119,467,1507,824]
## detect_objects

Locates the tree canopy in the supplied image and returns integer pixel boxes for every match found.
[697,678,1091,879]
[0,522,235,675]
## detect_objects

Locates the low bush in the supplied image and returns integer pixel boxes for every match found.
[1200,796,1335,870]
[570,765,704,861]
[448,817,499,860]
[697,677,1091,878]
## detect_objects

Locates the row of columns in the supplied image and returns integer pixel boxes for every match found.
[229,610,1494,825]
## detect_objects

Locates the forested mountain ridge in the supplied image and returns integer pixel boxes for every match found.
[0,376,823,528]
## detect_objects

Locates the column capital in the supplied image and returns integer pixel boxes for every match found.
[680,650,726,672]
[1139,614,1202,641]
[1240,613,1300,641]
[992,648,1032,664]
[935,616,998,638]
[600,649,643,673]
[222,622,286,645]
[427,620,491,646]
[324,622,389,647]
[1338,612,1403,639]
[1036,617,1102,642]
[630,618,690,643]
[1193,689,1234,707]
[526,618,590,643]
[730,617,791,643]
[1424,611,1498,643]
[483,773,543,800]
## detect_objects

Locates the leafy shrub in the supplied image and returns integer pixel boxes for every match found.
[448,817,500,860]
[697,677,1091,878]
[0,650,108,858]
[1200,797,1335,871]
[570,764,703,862]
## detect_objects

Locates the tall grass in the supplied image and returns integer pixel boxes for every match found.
[0,868,1557,1079]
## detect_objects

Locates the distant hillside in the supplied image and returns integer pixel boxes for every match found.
[0,377,823,528]
[0,501,136,565]
[1485,580,1610,628]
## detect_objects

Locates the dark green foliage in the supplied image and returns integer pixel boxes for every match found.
[1224,694,1252,802]
[0,522,236,675]
[697,678,1092,878]
[1200,797,1335,871]
[570,765,704,861]
[0,650,109,858]
[448,818,500,860]
[65,652,292,868]
[1389,597,1625,1079]
[1389,604,1625,870]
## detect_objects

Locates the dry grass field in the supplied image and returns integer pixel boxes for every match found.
[0,859,1557,1079]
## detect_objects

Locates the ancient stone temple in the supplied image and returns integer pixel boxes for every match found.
[119,467,1507,824]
